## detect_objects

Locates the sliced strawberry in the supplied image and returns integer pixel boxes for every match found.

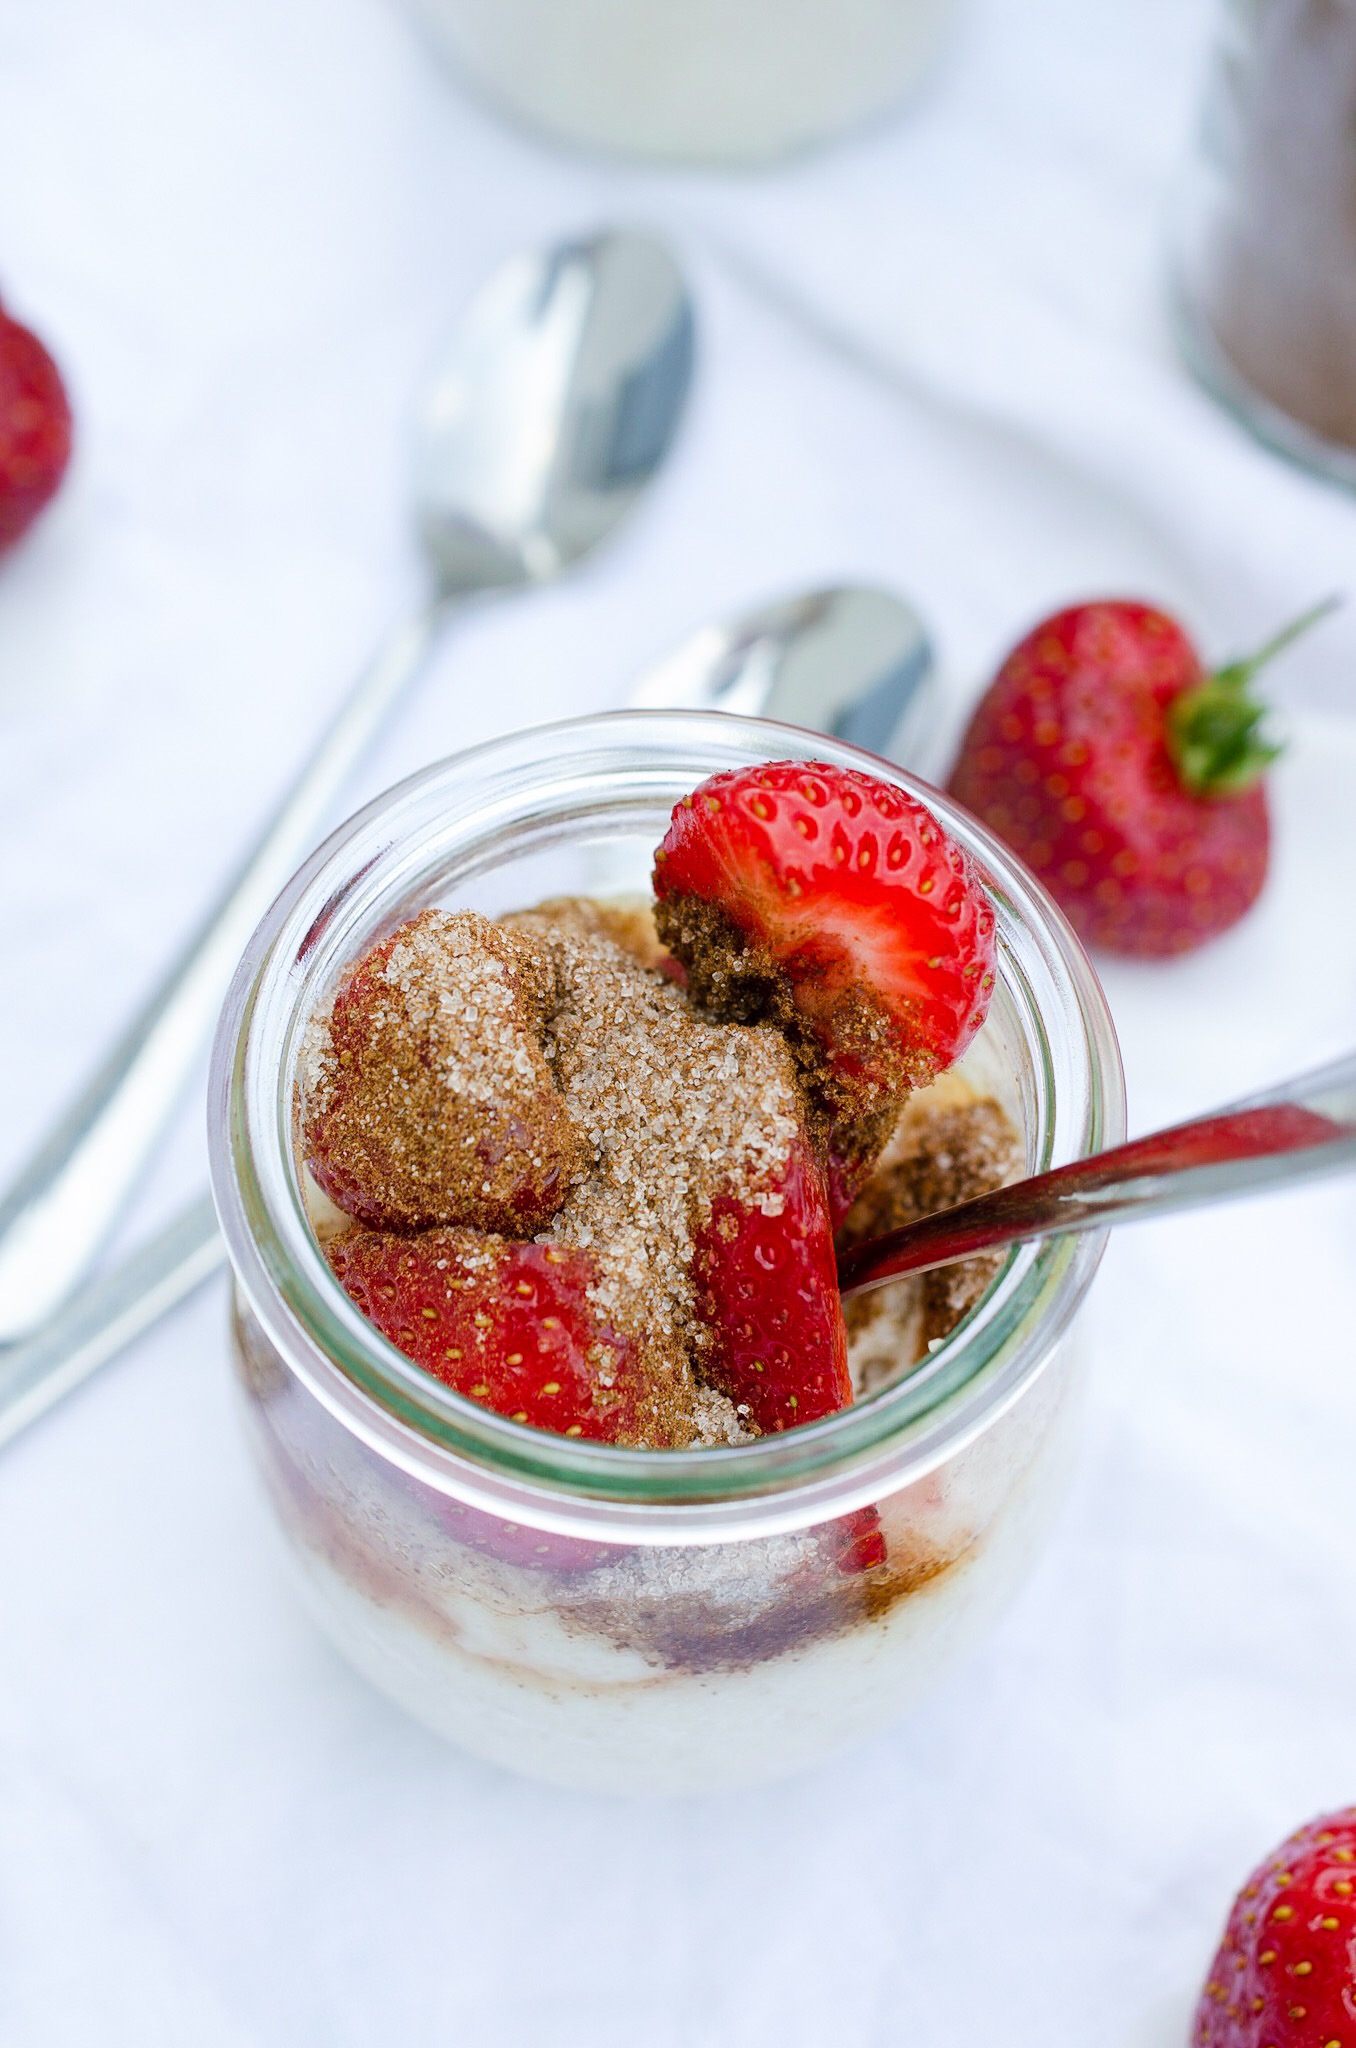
[326,1226,691,1449]
[653,761,996,1127]
[306,909,582,1235]
[692,1134,852,1434]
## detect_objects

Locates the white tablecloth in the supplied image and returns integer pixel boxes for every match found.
[2,3,1355,2042]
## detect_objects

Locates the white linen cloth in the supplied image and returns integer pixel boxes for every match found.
[1,1,1355,2041]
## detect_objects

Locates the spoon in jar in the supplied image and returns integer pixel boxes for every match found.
[838,1049,1356,1299]
[5,1049,1355,1456]
[0,227,694,1344]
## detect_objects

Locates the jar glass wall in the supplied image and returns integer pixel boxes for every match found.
[208,712,1123,1793]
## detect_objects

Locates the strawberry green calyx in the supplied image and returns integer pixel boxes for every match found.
[1166,675,1279,795]
[1167,595,1339,796]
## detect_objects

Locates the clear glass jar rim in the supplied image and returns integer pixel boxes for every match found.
[209,711,1124,1540]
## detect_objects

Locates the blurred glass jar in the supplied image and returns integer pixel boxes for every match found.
[1175,0,1356,487]
[403,0,959,165]
[208,712,1123,1793]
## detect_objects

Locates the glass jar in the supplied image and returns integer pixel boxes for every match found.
[1174,0,1356,487]
[208,712,1123,1794]
[402,0,959,167]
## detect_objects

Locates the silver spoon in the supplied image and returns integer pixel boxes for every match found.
[0,227,694,1345]
[0,585,938,1445]
[629,583,940,770]
[838,1050,1356,1298]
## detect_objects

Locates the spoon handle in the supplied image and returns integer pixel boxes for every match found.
[0,1196,224,1450]
[0,598,452,1345]
[837,1049,1356,1298]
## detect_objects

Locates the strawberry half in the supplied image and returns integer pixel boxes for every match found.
[692,1134,852,1434]
[1195,1806,1356,2045]
[653,761,996,1128]
[305,910,582,1236]
[326,1226,692,1449]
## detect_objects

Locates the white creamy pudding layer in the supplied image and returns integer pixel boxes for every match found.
[236,1289,1080,1793]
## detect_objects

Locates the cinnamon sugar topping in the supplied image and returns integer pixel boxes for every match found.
[302,909,583,1235]
[301,895,1017,1447]
[507,898,801,1428]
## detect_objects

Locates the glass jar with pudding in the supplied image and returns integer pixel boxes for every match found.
[207,712,1122,1793]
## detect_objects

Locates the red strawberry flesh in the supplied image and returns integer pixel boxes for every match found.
[326,1226,692,1448]
[0,302,71,555]
[819,1506,887,1575]
[311,795,1002,1481]
[692,1132,852,1433]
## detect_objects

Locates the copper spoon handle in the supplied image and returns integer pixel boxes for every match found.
[837,1051,1356,1299]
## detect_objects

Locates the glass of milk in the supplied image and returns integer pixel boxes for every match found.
[403,0,961,164]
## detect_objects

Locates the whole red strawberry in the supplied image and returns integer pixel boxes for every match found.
[948,599,1331,957]
[653,760,996,1125]
[0,298,71,555]
[1194,1806,1356,2045]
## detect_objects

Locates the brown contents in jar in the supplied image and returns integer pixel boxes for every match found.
[299,909,585,1235]
[1199,0,1356,449]
[835,1076,1021,1394]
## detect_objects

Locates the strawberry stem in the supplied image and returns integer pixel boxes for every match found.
[1167,595,1341,795]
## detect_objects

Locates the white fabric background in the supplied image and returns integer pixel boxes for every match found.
[2,2,1355,2042]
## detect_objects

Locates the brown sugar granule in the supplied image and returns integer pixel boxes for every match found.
[507,897,803,1436]
[652,892,793,1029]
[528,893,671,973]
[838,1078,1021,1393]
[302,909,584,1235]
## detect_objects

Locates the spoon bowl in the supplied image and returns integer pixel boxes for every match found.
[627,583,940,771]
[416,231,694,593]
